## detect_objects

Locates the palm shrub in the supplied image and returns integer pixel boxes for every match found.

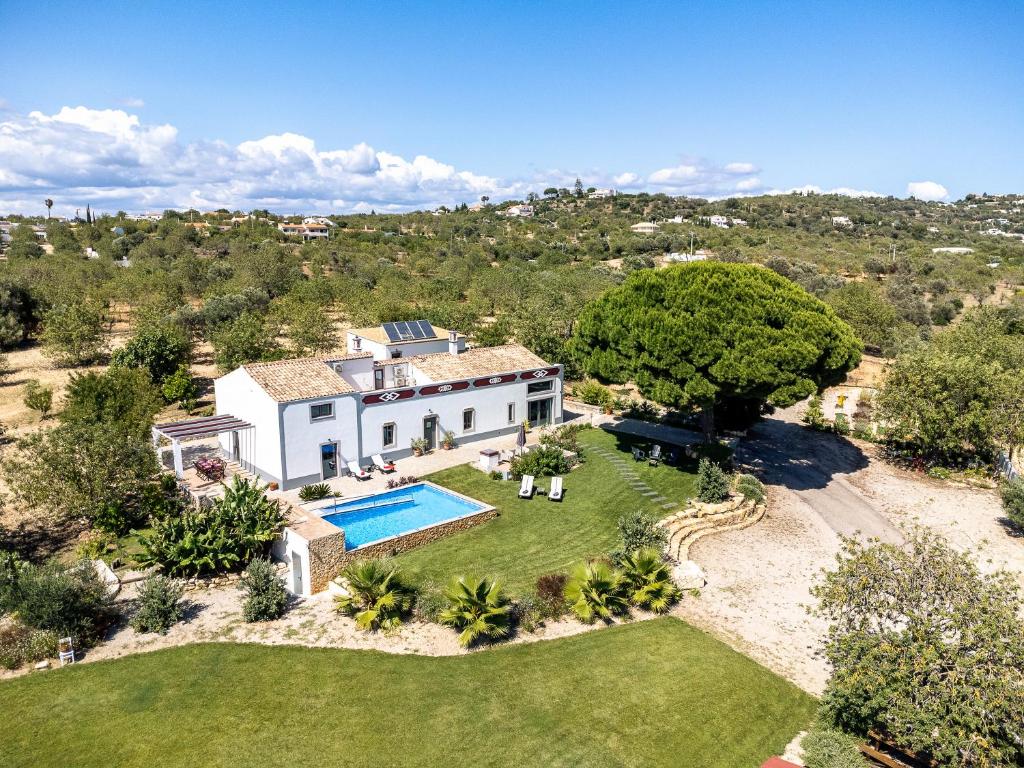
[299,482,332,502]
[439,575,513,647]
[1000,478,1024,531]
[734,473,766,504]
[240,558,288,622]
[335,558,414,631]
[695,458,730,503]
[564,560,630,623]
[131,575,185,634]
[138,476,285,576]
[619,548,681,613]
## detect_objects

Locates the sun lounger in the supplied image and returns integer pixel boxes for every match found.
[372,454,396,473]
[347,460,370,480]
[548,476,564,502]
[518,474,535,499]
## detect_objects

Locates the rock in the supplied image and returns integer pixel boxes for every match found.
[674,560,706,589]
[34,660,49,670]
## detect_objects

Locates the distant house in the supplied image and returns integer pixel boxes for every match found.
[708,215,730,229]
[588,188,615,199]
[932,247,974,254]
[278,222,329,240]
[630,221,659,234]
[503,205,534,218]
[730,217,748,227]
[831,215,853,228]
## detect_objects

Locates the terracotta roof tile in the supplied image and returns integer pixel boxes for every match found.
[408,344,551,381]
[243,352,371,402]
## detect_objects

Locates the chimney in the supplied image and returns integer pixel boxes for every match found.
[353,335,362,352]
[448,330,459,356]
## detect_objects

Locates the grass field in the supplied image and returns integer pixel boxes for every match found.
[395,428,703,595]
[0,618,815,768]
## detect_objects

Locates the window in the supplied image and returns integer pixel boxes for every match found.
[382,422,396,449]
[527,380,554,393]
[390,350,403,359]
[463,408,475,433]
[310,402,334,421]
[507,402,515,424]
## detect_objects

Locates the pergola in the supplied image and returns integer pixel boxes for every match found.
[152,414,255,479]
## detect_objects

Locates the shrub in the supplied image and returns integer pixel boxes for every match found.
[385,475,418,489]
[510,446,570,479]
[619,548,681,613]
[335,559,414,631]
[803,395,827,430]
[624,399,660,422]
[695,458,730,503]
[1,560,117,643]
[538,422,591,454]
[412,589,447,623]
[439,575,513,647]
[0,623,58,670]
[801,726,866,768]
[111,323,191,385]
[23,380,53,417]
[299,482,332,502]
[734,473,765,504]
[613,510,667,558]
[138,476,285,576]
[488,470,502,480]
[40,303,106,366]
[1000,478,1024,531]
[161,365,199,410]
[573,379,613,408]
[534,573,569,619]
[564,560,630,623]
[61,367,163,436]
[833,412,851,436]
[240,558,288,622]
[75,529,117,561]
[130,575,185,634]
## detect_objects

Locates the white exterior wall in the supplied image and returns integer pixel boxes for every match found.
[359,376,563,459]
[271,527,310,595]
[337,356,376,392]
[279,394,360,487]
[213,368,284,483]
[344,331,465,361]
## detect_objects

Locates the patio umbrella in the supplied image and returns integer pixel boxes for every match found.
[516,423,526,453]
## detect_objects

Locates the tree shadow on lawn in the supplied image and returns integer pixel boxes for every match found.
[737,417,869,492]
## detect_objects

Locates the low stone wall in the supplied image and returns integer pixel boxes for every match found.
[336,508,498,570]
[307,528,348,594]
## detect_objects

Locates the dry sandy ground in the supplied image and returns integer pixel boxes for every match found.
[675,412,1022,696]
[1,581,662,680]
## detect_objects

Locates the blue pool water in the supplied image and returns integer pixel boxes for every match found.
[321,483,487,550]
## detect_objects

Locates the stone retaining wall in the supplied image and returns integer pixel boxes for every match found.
[335,508,498,570]
[307,528,348,594]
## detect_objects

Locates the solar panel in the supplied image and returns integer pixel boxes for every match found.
[381,320,434,342]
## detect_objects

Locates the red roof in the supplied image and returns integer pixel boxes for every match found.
[761,759,801,768]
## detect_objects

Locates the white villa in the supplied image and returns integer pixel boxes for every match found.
[189,321,563,491]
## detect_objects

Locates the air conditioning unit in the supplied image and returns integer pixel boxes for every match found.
[395,376,411,387]
[332,363,344,375]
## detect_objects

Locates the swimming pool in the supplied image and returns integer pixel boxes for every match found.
[320,482,489,550]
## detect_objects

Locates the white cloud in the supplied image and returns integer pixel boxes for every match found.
[0,103,948,215]
[120,97,146,108]
[906,180,948,201]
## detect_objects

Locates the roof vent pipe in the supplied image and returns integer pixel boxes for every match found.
[448,330,459,356]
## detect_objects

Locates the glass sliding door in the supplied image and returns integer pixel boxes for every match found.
[528,397,553,427]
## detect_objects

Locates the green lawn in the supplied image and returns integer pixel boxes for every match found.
[0,618,815,768]
[397,428,703,595]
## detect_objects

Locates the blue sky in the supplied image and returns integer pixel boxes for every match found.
[1,0,1021,214]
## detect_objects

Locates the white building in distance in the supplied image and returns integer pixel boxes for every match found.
[630,221,660,234]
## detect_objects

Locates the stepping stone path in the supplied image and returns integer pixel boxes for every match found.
[588,446,681,514]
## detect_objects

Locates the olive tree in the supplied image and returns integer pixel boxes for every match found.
[569,263,861,437]
[812,530,1024,767]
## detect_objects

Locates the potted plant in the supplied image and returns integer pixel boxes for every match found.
[411,437,428,456]
[441,431,456,450]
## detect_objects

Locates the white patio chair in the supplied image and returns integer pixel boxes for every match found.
[372,454,396,472]
[548,476,564,502]
[58,637,75,666]
[347,460,370,480]
[518,475,535,499]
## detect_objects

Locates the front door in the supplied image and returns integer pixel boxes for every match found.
[320,442,338,480]
[528,397,553,427]
[423,416,439,451]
